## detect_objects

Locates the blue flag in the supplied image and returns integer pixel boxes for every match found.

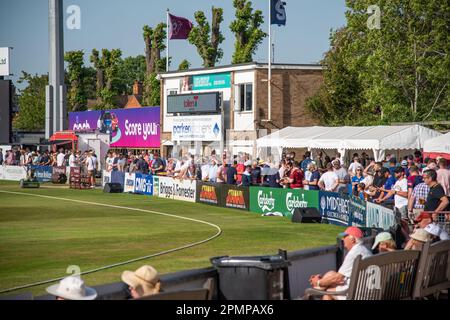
[271,0,286,26]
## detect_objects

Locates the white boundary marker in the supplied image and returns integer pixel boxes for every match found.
[0,190,222,294]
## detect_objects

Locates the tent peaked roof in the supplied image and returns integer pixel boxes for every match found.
[257,125,442,150]
[424,132,450,154]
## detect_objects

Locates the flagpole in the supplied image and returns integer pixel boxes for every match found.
[268,0,272,122]
[166,8,170,72]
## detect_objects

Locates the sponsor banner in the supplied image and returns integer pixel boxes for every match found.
[173,179,197,203]
[222,185,250,211]
[167,92,220,114]
[249,187,319,218]
[52,166,67,183]
[111,171,125,187]
[366,202,396,230]
[156,177,196,202]
[152,176,160,196]
[0,165,27,181]
[69,107,160,148]
[124,173,136,193]
[192,73,231,90]
[349,196,367,227]
[319,191,350,227]
[196,182,223,206]
[157,176,174,199]
[172,115,222,142]
[30,165,53,182]
[134,173,153,195]
[102,170,111,187]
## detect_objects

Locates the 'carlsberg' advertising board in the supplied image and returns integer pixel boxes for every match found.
[249,187,319,218]
[134,173,153,195]
[155,176,196,202]
[319,191,350,226]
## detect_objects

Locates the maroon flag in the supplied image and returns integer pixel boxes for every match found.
[169,13,193,40]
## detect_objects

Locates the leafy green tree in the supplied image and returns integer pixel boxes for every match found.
[90,49,104,98]
[178,59,191,71]
[143,23,167,74]
[307,0,449,125]
[13,72,48,130]
[188,7,225,67]
[230,0,267,64]
[142,23,167,106]
[89,49,122,109]
[64,50,87,112]
[117,55,146,94]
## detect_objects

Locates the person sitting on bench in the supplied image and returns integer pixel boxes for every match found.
[308,226,372,300]
[121,265,161,299]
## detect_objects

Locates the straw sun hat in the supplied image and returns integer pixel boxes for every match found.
[121,265,160,297]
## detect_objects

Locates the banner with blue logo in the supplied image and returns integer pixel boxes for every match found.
[134,173,153,195]
[319,191,350,226]
[124,173,136,193]
[271,0,287,26]
[349,196,367,227]
[31,165,53,182]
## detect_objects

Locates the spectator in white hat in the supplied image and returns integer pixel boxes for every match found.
[46,276,97,300]
[424,223,450,242]
[121,265,161,299]
[372,232,397,253]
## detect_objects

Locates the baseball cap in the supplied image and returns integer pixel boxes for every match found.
[338,226,364,239]
[401,160,408,166]
[424,223,441,237]
[372,232,394,250]
[414,212,432,223]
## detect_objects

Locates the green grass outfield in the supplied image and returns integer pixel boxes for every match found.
[0,180,344,297]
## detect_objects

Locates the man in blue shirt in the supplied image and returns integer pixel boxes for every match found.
[376,168,395,204]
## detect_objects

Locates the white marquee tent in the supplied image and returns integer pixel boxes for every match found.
[257,125,442,162]
[423,132,450,160]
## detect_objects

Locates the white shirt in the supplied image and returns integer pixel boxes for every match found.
[304,170,312,190]
[86,157,95,171]
[208,165,218,182]
[106,157,114,170]
[361,174,374,187]
[338,243,373,279]
[57,153,66,167]
[91,156,98,170]
[393,177,408,209]
[348,162,364,176]
[319,171,339,191]
[69,154,77,167]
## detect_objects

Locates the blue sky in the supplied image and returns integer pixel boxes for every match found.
[0,0,347,88]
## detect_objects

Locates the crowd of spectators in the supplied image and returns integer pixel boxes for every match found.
[3,146,449,220]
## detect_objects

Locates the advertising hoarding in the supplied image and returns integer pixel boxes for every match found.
[249,187,319,218]
[167,92,220,114]
[69,107,160,148]
[172,115,222,142]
